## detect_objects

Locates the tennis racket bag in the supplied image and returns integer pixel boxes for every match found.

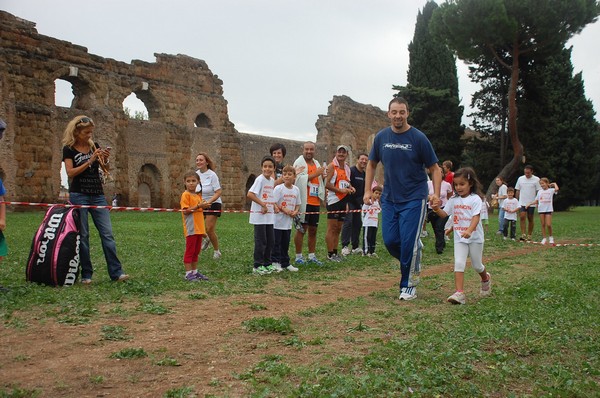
[26,206,81,286]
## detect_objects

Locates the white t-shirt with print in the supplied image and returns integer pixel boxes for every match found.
[443,193,484,244]
[503,198,519,221]
[361,201,381,228]
[515,175,541,206]
[536,188,557,213]
[273,184,301,230]
[248,175,275,225]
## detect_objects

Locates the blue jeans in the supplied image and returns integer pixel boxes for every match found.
[381,199,427,289]
[69,192,125,281]
[497,207,506,233]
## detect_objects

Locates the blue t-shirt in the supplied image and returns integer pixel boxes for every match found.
[369,126,438,203]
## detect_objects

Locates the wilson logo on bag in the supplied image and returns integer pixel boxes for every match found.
[26,206,81,286]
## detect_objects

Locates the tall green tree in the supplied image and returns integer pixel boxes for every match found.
[518,47,600,210]
[394,0,464,165]
[431,0,599,184]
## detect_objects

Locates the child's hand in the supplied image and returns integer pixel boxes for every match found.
[291,210,298,217]
[461,231,472,239]
[445,228,452,236]
[261,204,268,214]
[0,220,5,231]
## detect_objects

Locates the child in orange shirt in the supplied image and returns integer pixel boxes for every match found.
[180,171,208,281]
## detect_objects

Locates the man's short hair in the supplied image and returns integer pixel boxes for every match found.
[388,97,409,111]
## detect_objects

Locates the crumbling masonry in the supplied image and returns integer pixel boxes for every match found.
[0,11,388,209]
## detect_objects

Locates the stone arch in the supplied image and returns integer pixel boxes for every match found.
[131,87,161,120]
[137,164,162,208]
[122,92,149,120]
[54,69,98,109]
[194,113,212,128]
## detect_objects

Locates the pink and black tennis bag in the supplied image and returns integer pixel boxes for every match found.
[26,206,81,286]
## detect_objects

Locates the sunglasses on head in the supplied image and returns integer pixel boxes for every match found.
[76,117,94,127]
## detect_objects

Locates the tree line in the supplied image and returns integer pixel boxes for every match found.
[395,0,600,210]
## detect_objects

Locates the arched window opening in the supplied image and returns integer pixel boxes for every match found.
[54,78,75,107]
[194,113,212,128]
[123,92,149,120]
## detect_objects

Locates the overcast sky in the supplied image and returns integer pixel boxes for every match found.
[3,0,599,142]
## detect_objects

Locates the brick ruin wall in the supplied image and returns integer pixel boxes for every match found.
[0,11,388,210]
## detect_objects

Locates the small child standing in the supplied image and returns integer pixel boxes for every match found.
[247,156,277,275]
[273,165,302,272]
[180,171,208,281]
[502,188,519,240]
[527,178,559,245]
[361,185,382,257]
[480,197,490,234]
[432,167,491,305]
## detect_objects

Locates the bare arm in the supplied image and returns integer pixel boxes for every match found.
[363,160,378,205]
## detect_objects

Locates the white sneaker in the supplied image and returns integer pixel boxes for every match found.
[271,263,283,272]
[351,248,363,255]
[549,236,554,245]
[399,292,417,301]
[541,238,547,245]
[420,230,428,238]
[202,238,211,250]
[447,291,466,304]
[286,265,299,272]
[341,246,351,256]
[399,287,417,301]
[213,250,221,260]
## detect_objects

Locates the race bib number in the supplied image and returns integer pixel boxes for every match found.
[309,183,319,197]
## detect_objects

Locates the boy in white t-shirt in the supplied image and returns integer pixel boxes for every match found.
[526,178,559,245]
[272,165,302,271]
[361,185,382,256]
[502,187,519,240]
[247,156,277,275]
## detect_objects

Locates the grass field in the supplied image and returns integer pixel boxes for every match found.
[1,206,599,397]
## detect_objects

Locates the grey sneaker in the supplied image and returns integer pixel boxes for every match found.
[480,273,491,296]
[341,246,351,256]
[327,254,342,262]
[447,291,466,304]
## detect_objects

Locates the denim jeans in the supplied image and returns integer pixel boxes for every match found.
[69,192,125,281]
[497,207,506,233]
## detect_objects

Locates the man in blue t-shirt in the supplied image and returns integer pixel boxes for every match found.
[364,97,442,301]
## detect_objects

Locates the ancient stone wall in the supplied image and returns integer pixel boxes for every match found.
[316,95,388,183]
[0,11,390,209]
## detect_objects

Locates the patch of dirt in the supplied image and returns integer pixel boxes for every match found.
[0,245,548,397]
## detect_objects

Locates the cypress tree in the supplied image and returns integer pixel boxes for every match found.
[518,47,600,210]
[395,1,464,166]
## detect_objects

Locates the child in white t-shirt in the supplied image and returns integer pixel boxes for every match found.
[480,198,490,234]
[502,187,519,240]
[272,165,302,272]
[247,156,277,275]
[526,178,559,245]
[432,167,491,305]
[361,185,382,256]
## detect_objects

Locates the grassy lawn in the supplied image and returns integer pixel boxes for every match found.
[1,206,599,397]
